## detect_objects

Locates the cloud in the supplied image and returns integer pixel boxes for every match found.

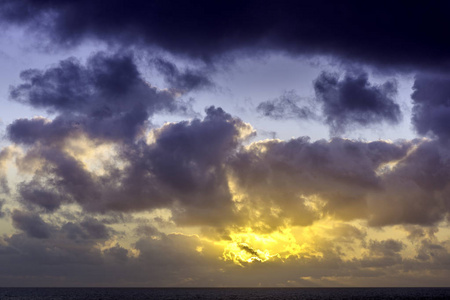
[360,239,404,268]
[0,200,5,218]
[9,52,186,142]
[0,147,13,195]
[1,1,450,70]
[366,140,450,226]
[8,117,78,146]
[10,106,254,228]
[15,147,99,213]
[62,218,111,240]
[1,208,450,287]
[18,180,64,212]
[153,57,213,94]
[313,71,401,135]
[229,137,450,227]
[11,210,53,239]
[411,73,450,141]
[257,90,317,120]
[368,239,404,256]
[8,104,446,236]
[103,244,129,263]
[229,137,411,227]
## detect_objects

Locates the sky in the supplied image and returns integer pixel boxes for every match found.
[0,0,449,287]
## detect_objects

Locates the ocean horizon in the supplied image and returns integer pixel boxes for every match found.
[1,287,449,299]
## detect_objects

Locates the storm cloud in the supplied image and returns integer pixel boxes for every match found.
[411,73,450,141]
[230,137,413,227]
[9,52,186,142]
[314,71,401,135]
[11,210,53,239]
[9,106,253,228]
[1,1,450,71]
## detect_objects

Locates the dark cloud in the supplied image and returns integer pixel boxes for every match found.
[239,243,260,258]
[313,71,401,135]
[103,106,253,226]
[257,91,316,120]
[0,147,12,195]
[62,218,111,240]
[134,224,161,238]
[360,239,404,268]
[16,148,98,212]
[0,213,449,287]
[403,225,437,242]
[368,239,404,257]
[230,137,411,227]
[367,140,450,226]
[8,117,78,146]
[11,210,52,239]
[79,218,111,239]
[229,137,450,227]
[1,1,450,71]
[18,180,63,212]
[326,223,366,244]
[103,244,129,263]
[415,237,450,264]
[0,199,5,218]
[411,73,450,141]
[153,57,213,94]
[8,52,185,142]
[0,227,220,287]
[12,107,252,228]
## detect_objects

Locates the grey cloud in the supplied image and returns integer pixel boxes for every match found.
[3,233,104,268]
[9,52,185,142]
[411,73,450,141]
[0,147,13,195]
[134,224,161,238]
[368,239,404,257]
[415,239,450,264]
[367,140,450,226]
[18,180,63,212]
[153,57,213,94]
[0,227,216,286]
[103,244,129,263]
[0,220,449,287]
[403,225,438,242]
[230,137,411,227]
[360,239,404,268]
[80,218,111,240]
[12,105,447,231]
[105,106,250,226]
[0,199,5,218]
[326,224,366,244]
[8,117,79,146]
[1,1,450,72]
[257,91,317,120]
[12,107,251,229]
[62,218,110,240]
[314,71,401,135]
[11,210,52,239]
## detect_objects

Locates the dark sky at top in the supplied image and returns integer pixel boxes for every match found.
[1,0,449,71]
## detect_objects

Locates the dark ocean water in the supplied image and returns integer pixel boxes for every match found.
[0,288,449,300]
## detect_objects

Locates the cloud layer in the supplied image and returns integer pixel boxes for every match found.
[2,0,450,71]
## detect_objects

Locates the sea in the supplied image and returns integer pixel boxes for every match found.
[0,288,449,299]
